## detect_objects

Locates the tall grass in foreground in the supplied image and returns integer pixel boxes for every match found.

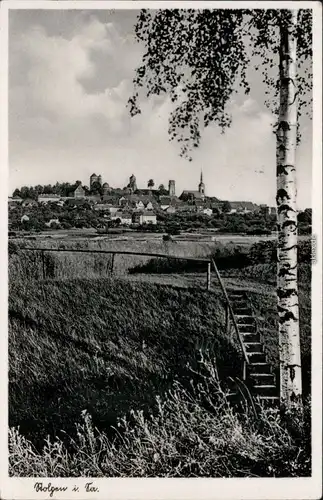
[10,277,240,449]
[9,359,311,478]
[8,237,312,477]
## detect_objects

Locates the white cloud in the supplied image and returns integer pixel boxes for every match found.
[9,14,312,209]
[12,18,137,122]
[239,97,260,115]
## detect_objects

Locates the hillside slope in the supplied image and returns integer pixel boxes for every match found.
[9,279,241,447]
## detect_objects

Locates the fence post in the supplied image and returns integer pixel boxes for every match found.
[206,262,211,290]
[242,360,247,382]
[110,253,115,275]
[41,250,45,279]
[225,303,231,338]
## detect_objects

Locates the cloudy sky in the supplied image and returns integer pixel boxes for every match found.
[8,8,312,207]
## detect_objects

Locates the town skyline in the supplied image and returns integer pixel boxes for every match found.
[9,9,312,209]
[9,171,279,208]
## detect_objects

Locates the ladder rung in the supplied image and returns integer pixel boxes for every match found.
[258,396,280,400]
[254,385,276,389]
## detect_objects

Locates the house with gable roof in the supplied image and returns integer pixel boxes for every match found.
[73,185,85,199]
[228,201,258,214]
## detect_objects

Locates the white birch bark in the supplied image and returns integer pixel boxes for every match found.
[276,10,302,406]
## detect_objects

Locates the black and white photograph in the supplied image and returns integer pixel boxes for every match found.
[1,1,322,498]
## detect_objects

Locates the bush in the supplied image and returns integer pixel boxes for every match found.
[165,225,181,235]
[130,257,206,274]
[60,221,73,230]
[211,245,250,270]
[129,238,312,275]
[248,239,311,265]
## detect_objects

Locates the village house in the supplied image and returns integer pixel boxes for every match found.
[159,196,172,210]
[21,214,30,223]
[145,201,155,210]
[120,212,133,225]
[228,201,258,214]
[119,194,155,211]
[159,195,181,211]
[203,208,213,216]
[135,200,145,210]
[73,185,85,199]
[94,204,111,211]
[137,211,157,225]
[159,195,175,210]
[111,211,132,225]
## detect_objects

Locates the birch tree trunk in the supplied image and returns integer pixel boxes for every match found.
[276,10,302,407]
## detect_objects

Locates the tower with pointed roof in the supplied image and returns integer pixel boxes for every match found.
[198,171,205,199]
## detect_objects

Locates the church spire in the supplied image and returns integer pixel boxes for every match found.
[198,170,205,198]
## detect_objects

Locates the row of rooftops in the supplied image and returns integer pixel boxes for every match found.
[8,194,277,214]
[112,210,157,217]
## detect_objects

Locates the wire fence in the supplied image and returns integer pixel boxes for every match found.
[8,244,249,380]
[9,246,213,290]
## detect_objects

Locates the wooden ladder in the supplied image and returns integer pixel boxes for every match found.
[227,289,279,405]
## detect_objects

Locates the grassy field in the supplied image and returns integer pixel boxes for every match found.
[9,278,244,448]
[10,371,311,477]
[9,236,217,281]
[8,236,312,477]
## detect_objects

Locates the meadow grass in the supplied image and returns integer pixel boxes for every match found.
[9,236,218,281]
[9,360,311,478]
[8,237,312,477]
[9,277,243,450]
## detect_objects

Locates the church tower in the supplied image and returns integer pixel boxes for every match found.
[198,171,205,199]
[168,180,175,197]
[128,174,137,193]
